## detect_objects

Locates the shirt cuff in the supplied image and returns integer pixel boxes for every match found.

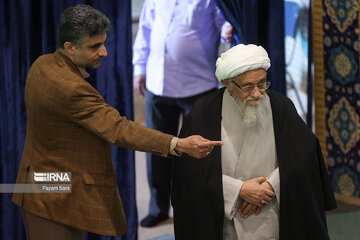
[169,137,182,157]
[133,64,146,76]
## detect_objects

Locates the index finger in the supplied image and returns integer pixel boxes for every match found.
[201,141,223,147]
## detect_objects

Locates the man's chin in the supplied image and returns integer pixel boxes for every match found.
[88,62,101,68]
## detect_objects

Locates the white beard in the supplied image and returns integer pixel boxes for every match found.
[229,89,269,127]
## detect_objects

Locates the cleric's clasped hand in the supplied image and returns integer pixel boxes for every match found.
[238,177,275,218]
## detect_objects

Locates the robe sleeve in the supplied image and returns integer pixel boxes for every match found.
[222,174,243,220]
[266,167,280,207]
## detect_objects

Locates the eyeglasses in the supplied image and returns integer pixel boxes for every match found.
[233,80,271,93]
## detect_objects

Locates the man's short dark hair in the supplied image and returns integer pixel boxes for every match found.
[58,4,111,49]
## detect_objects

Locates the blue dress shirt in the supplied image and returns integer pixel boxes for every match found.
[133,0,227,98]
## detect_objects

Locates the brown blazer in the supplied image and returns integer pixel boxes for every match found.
[12,50,173,236]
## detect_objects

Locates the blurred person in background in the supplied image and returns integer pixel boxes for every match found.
[133,0,232,227]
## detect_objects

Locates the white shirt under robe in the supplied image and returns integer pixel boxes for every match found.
[221,89,280,240]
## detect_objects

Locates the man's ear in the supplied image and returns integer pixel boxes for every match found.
[221,79,232,92]
[63,42,75,55]
[221,79,229,85]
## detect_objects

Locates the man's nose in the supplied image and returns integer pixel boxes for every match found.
[99,45,108,57]
[251,86,262,99]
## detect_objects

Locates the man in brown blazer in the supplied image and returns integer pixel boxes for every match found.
[12,5,221,240]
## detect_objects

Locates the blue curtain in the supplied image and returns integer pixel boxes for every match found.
[215,0,286,95]
[0,0,137,239]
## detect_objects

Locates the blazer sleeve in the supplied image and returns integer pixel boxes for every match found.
[68,81,173,157]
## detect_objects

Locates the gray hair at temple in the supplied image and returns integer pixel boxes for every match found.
[57,4,111,49]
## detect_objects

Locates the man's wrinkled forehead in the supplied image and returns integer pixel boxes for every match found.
[234,69,267,84]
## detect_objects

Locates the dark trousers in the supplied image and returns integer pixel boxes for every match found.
[145,89,215,216]
[22,209,84,240]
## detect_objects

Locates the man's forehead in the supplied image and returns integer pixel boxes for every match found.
[82,33,107,46]
[236,69,266,83]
